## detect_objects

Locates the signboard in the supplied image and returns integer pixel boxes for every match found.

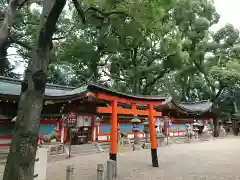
[76,115,84,127]
[44,100,55,105]
[83,116,91,126]
[67,112,77,128]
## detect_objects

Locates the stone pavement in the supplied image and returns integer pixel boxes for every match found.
[46,137,240,180]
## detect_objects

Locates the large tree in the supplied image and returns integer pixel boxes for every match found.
[2,0,67,179]
[165,0,240,136]
[54,0,186,94]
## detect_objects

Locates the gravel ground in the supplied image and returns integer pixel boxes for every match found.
[46,137,240,180]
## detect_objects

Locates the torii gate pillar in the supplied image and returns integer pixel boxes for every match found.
[109,99,118,161]
[148,104,159,167]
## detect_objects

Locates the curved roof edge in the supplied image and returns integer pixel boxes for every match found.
[0,76,165,101]
[155,97,213,114]
[87,83,165,101]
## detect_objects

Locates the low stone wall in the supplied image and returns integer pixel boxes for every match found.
[42,143,64,155]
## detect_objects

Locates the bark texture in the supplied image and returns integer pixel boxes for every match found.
[213,118,219,137]
[0,39,9,75]
[3,0,66,180]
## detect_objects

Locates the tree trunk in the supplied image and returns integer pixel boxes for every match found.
[3,83,44,180]
[3,0,66,180]
[0,39,9,75]
[232,120,239,136]
[213,118,219,137]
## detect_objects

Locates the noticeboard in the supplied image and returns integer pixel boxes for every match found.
[67,112,77,128]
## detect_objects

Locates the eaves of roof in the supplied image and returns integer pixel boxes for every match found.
[0,76,165,102]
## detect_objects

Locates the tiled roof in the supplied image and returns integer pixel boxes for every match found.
[87,83,165,101]
[0,76,165,101]
[0,76,76,97]
[155,97,213,114]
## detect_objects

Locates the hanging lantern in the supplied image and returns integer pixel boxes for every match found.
[95,116,102,126]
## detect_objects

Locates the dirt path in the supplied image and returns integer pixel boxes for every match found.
[46,137,240,180]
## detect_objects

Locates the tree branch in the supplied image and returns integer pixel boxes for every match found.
[102,69,126,82]
[98,54,112,66]
[17,0,29,9]
[36,0,66,52]
[211,86,224,102]
[86,6,143,30]
[0,0,29,48]
[9,36,32,50]
[86,6,129,18]
[192,59,216,98]
[0,10,4,21]
[72,0,86,24]
[142,68,170,95]
[52,36,65,40]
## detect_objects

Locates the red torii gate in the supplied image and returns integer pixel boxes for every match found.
[96,92,163,167]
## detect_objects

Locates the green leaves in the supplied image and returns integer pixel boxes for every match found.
[3,0,240,108]
[210,60,240,87]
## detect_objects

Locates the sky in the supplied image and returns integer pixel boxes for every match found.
[212,0,240,30]
[8,0,240,75]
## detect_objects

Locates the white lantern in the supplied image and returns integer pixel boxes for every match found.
[95,116,101,126]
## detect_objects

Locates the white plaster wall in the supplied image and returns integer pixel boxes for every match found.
[0,139,11,144]
[98,136,108,141]
[34,148,48,180]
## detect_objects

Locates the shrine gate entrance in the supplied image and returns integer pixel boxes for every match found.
[96,92,164,167]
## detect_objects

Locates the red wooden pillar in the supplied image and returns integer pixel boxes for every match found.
[58,120,62,141]
[64,127,67,143]
[91,115,95,141]
[110,99,118,161]
[132,103,137,110]
[177,124,179,136]
[148,103,159,167]
[96,125,99,141]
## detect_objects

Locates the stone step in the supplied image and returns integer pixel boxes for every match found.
[71,148,100,153]
[70,144,96,149]
[99,143,110,151]
[69,143,102,155]
[0,153,8,159]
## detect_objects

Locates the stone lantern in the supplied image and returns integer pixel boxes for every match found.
[130,115,141,150]
[117,124,121,149]
[192,120,199,140]
[143,118,149,142]
[156,118,165,146]
[142,118,150,149]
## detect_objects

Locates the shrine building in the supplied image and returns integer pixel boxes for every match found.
[0,76,164,146]
[155,97,215,136]
[0,76,214,146]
